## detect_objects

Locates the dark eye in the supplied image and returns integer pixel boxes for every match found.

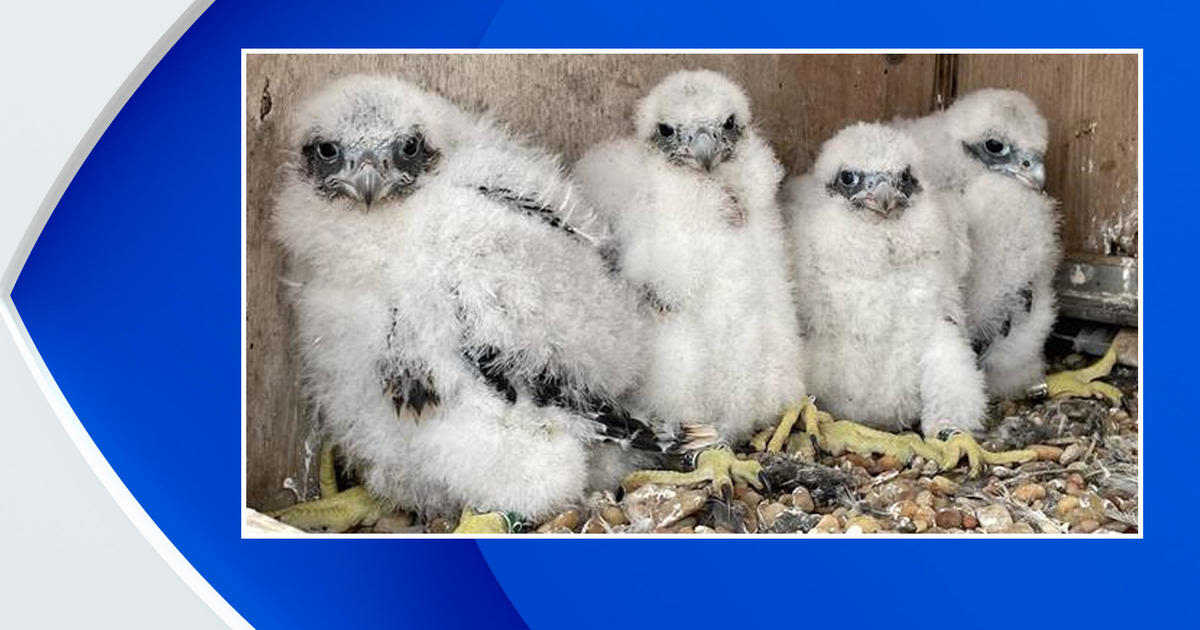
[839,170,859,187]
[658,123,675,137]
[402,135,421,157]
[316,141,340,161]
[723,115,736,130]
[984,138,1007,155]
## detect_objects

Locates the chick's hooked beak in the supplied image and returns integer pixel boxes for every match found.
[346,150,384,207]
[689,129,719,172]
[1003,150,1046,190]
[856,173,909,217]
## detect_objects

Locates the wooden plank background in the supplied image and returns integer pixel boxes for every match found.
[245,53,1139,511]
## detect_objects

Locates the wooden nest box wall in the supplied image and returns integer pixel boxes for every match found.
[245,53,1139,512]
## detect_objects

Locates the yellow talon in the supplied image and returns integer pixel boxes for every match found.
[453,508,512,534]
[267,442,389,532]
[749,429,771,452]
[766,404,803,453]
[622,447,763,498]
[929,432,1037,478]
[793,399,1035,478]
[799,398,939,463]
[1045,343,1123,405]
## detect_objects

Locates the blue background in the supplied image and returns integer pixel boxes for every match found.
[8,1,1187,628]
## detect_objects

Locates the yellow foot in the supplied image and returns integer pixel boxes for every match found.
[267,441,388,532]
[798,397,941,463]
[1044,343,1123,405]
[927,431,1037,478]
[760,404,803,453]
[749,428,771,452]
[794,399,1035,478]
[622,447,763,499]
[453,507,517,534]
[269,486,388,532]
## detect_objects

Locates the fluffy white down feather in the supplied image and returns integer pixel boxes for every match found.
[785,122,986,436]
[898,89,1061,397]
[575,70,805,445]
[273,75,649,519]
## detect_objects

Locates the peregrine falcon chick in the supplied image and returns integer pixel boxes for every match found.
[899,89,1120,404]
[576,70,806,494]
[270,75,663,532]
[786,122,989,444]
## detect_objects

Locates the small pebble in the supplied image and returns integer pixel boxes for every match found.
[1059,442,1086,465]
[1029,444,1064,462]
[921,460,940,476]
[914,506,937,533]
[787,487,816,511]
[844,453,874,472]
[741,490,764,507]
[537,509,580,534]
[623,485,706,530]
[813,514,841,533]
[991,466,1015,479]
[935,509,963,529]
[739,502,759,533]
[892,499,919,520]
[601,505,627,526]
[845,515,881,534]
[1013,483,1047,504]
[758,502,787,528]
[877,454,904,471]
[930,475,959,495]
[873,479,918,505]
[962,513,979,530]
[916,490,934,508]
[1072,519,1101,534]
[976,505,1013,532]
[1057,496,1081,518]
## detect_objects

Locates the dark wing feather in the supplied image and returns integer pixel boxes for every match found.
[380,361,440,418]
[476,186,587,243]
[380,306,440,417]
[462,343,666,452]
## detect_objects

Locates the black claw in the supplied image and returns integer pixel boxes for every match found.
[758,471,773,495]
[614,485,625,502]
